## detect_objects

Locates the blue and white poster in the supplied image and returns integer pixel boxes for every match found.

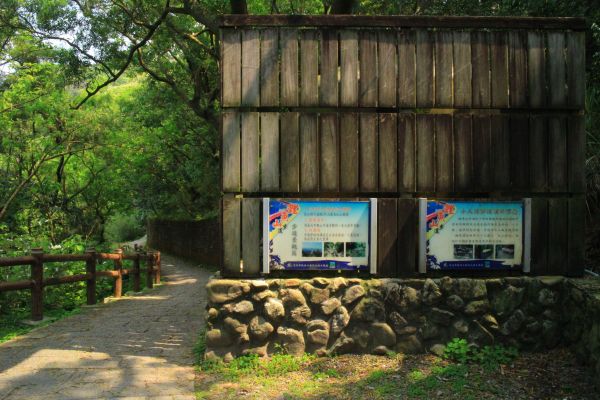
[424,200,524,271]
[264,199,373,271]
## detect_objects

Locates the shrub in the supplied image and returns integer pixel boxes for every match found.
[104,212,145,242]
[443,338,518,371]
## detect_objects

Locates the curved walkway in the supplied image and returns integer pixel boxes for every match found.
[0,254,212,399]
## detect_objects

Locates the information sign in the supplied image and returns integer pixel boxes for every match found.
[419,200,530,271]
[263,199,377,272]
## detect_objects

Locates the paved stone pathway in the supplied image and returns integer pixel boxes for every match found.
[0,254,212,399]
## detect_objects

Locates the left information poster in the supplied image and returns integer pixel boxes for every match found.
[263,199,376,273]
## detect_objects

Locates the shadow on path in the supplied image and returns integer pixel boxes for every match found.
[0,254,212,399]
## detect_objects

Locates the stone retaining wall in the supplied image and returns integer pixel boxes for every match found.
[204,276,567,361]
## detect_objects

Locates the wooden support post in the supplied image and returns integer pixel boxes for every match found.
[154,251,161,285]
[133,252,141,292]
[146,252,154,289]
[114,248,123,298]
[30,248,44,321]
[85,248,97,305]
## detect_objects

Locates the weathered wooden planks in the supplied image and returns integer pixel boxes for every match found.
[377,198,398,277]
[280,29,299,106]
[260,113,279,191]
[508,31,527,108]
[360,113,378,192]
[280,112,299,192]
[454,114,472,191]
[221,29,241,107]
[378,31,397,107]
[260,29,279,106]
[416,30,434,107]
[453,31,472,107]
[359,30,378,106]
[300,114,319,192]
[241,113,259,191]
[398,114,416,192]
[320,30,339,107]
[379,113,398,192]
[490,31,509,108]
[300,30,319,106]
[567,32,585,109]
[527,32,546,108]
[548,116,567,192]
[435,114,453,192]
[416,114,435,192]
[547,32,566,108]
[222,196,241,275]
[241,198,260,275]
[241,30,260,106]
[320,113,339,192]
[340,30,359,107]
[340,113,359,192]
[397,30,416,107]
[472,114,491,191]
[471,31,490,107]
[435,31,453,107]
[222,111,240,192]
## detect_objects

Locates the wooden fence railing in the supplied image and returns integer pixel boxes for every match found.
[0,248,161,321]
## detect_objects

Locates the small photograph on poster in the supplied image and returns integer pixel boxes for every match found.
[453,244,474,259]
[346,242,366,257]
[475,244,494,259]
[495,245,515,259]
[302,242,322,257]
[324,242,344,257]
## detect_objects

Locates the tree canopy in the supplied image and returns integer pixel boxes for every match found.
[0,0,599,250]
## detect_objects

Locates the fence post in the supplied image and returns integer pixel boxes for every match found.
[133,252,141,292]
[154,251,161,285]
[30,248,44,321]
[114,248,123,298]
[146,252,154,289]
[85,248,97,305]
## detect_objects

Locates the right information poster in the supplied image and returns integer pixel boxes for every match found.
[423,200,524,271]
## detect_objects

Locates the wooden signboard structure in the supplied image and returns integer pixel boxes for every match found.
[219,15,586,278]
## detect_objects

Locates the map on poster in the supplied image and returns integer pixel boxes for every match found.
[265,199,372,271]
[424,200,524,270]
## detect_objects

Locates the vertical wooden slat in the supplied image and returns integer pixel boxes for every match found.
[398,30,416,108]
[281,29,298,106]
[360,113,378,192]
[548,198,568,275]
[377,198,398,277]
[510,115,529,191]
[509,31,527,108]
[398,113,416,193]
[241,30,259,106]
[490,31,509,108]
[568,115,586,193]
[471,31,490,108]
[320,113,339,192]
[567,32,585,109]
[340,113,359,192]
[242,198,260,276]
[416,30,434,107]
[222,111,240,192]
[359,30,378,107]
[547,32,566,108]
[379,113,397,192]
[548,116,567,192]
[281,112,300,192]
[320,30,339,107]
[378,30,397,107]
[491,114,510,189]
[300,114,319,192]
[435,114,453,192]
[85,249,97,304]
[416,114,434,192]
[472,114,491,191]
[454,114,472,192]
[241,113,259,192]
[260,29,279,106]
[453,31,472,108]
[568,197,586,277]
[340,30,359,107]
[222,197,241,276]
[435,31,453,107]
[397,198,417,277]
[260,113,279,191]
[529,115,547,192]
[222,29,241,107]
[300,30,319,106]
[527,32,546,108]
[531,198,548,275]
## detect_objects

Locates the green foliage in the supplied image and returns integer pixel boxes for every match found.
[443,338,518,371]
[103,212,145,243]
[199,352,315,379]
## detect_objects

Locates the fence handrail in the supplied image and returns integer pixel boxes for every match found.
[0,248,161,321]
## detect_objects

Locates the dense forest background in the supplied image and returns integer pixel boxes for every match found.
[1,0,599,256]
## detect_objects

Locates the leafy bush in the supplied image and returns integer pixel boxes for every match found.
[103,212,145,243]
[443,338,518,371]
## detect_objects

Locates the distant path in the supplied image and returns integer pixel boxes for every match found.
[0,254,212,399]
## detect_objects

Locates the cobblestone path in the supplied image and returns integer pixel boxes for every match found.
[0,254,212,399]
